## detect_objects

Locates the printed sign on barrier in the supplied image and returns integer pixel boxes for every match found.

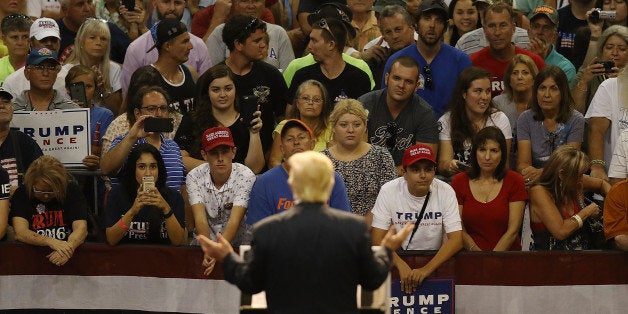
[10,109,91,166]
[390,277,455,314]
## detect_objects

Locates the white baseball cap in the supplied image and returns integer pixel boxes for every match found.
[30,18,60,40]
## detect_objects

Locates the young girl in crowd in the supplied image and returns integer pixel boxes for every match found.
[105,143,186,245]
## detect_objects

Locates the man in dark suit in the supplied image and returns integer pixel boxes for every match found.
[198,151,413,313]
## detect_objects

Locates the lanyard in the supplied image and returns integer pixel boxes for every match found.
[404,191,431,250]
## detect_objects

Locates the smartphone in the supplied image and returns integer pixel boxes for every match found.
[144,117,174,133]
[240,95,259,127]
[69,82,87,106]
[596,61,615,73]
[121,0,135,11]
[457,161,470,171]
[142,176,155,192]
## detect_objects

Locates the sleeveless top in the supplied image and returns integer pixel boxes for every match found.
[155,64,196,115]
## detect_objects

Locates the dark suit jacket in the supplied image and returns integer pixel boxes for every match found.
[223,202,392,314]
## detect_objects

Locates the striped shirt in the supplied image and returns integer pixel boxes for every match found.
[109,133,185,191]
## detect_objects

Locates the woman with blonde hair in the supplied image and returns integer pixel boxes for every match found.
[64,18,122,114]
[268,79,333,168]
[529,145,611,250]
[11,155,88,266]
[322,99,395,217]
[493,54,539,169]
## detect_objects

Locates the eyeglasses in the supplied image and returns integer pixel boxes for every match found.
[1,14,30,29]
[141,105,169,114]
[386,122,398,150]
[84,17,108,24]
[33,187,55,195]
[245,18,262,31]
[28,64,61,72]
[423,65,433,90]
[317,18,336,43]
[298,96,323,104]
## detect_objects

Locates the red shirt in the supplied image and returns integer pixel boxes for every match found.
[452,170,528,251]
[191,5,276,38]
[470,46,546,97]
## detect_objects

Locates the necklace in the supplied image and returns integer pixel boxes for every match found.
[475,178,499,203]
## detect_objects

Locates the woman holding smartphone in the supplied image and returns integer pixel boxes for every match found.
[105,143,185,246]
[174,64,264,173]
[63,17,122,114]
[438,67,512,180]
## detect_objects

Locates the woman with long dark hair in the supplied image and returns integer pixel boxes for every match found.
[452,126,527,251]
[174,64,263,173]
[438,67,512,178]
[517,65,585,184]
[105,143,185,245]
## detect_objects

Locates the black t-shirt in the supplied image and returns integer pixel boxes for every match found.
[0,130,43,186]
[158,65,197,115]
[57,19,130,64]
[11,181,88,240]
[557,5,588,64]
[358,89,439,166]
[0,167,9,241]
[174,113,251,163]
[105,185,185,245]
[221,60,288,152]
[287,62,372,107]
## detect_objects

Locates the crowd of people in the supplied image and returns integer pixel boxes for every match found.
[0,0,627,297]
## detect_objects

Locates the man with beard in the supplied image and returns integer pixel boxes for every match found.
[382,0,471,118]
[121,0,211,95]
[359,56,438,174]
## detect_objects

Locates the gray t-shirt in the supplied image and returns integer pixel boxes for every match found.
[358,89,439,166]
[517,109,585,168]
[12,89,79,111]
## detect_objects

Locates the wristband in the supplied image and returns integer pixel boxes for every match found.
[164,209,174,219]
[468,244,476,251]
[591,159,606,167]
[117,219,130,231]
[571,214,584,228]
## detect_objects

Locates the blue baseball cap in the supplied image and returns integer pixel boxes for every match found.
[26,47,60,66]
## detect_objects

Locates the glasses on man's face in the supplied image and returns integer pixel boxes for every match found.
[298,96,323,104]
[386,122,398,150]
[317,18,337,43]
[33,187,55,196]
[141,105,169,114]
[29,64,61,73]
[423,65,433,90]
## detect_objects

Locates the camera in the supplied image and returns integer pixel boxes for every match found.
[595,60,615,73]
[589,9,616,24]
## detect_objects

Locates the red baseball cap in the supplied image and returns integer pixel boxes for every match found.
[201,127,234,152]
[402,144,437,167]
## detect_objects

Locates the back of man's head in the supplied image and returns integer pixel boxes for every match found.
[287,151,335,203]
[223,15,267,52]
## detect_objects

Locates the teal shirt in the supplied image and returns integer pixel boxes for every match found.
[545,45,576,84]
[283,53,375,89]
[0,56,16,84]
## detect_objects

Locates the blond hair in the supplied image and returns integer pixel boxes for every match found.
[329,98,368,127]
[24,155,70,201]
[287,151,335,203]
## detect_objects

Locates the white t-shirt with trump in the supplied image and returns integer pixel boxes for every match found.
[371,177,462,250]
